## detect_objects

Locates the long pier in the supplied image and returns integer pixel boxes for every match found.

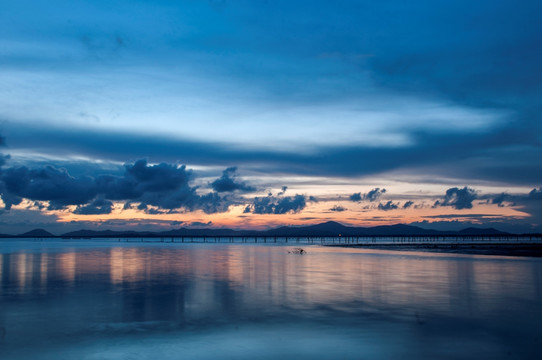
[88,234,542,245]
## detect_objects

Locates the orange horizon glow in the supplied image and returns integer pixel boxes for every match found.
[43,200,530,230]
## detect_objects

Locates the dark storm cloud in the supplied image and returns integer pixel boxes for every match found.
[124,159,191,192]
[245,194,307,215]
[110,162,234,214]
[434,187,477,210]
[210,167,255,193]
[0,157,241,214]
[74,197,113,215]
[378,201,399,211]
[1,165,97,210]
[97,159,204,211]
[197,192,232,214]
[0,190,22,211]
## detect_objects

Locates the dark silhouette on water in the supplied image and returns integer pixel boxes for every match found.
[288,248,306,254]
[2,221,534,239]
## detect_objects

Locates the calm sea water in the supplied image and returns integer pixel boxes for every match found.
[1,239,541,359]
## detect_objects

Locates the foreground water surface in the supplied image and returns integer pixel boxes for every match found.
[0,239,541,359]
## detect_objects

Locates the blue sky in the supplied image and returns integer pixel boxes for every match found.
[0,0,541,233]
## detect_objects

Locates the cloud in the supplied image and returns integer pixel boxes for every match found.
[349,193,362,202]
[210,166,255,192]
[403,201,414,209]
[329,205,347,212]
[423,214,505,219]
[74,197,113,215]
[6,121,542,187]
[277,186,288,196]
[2,1,542,194]
[434,187,477,210]
[1,165,97,210]
[350,188,386,202]
[245,194,307,214]
[486,188,541,209]
[506,188,542,223]
[144,207,166,215]
[189,221,212,227]
[197,192,232,214]
[0,158,236,214]
[123,202,133,210]
[0,189,23,210]
[96,160,238,214]
[378,201,399,211]
[529,188,542,200]
[366,188,386,201]
[491,192,514,207]
[469,188,542,230]
[94,159,200,211]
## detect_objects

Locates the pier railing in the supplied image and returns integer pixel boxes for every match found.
[13,233,540,244]
[98,234,542,245]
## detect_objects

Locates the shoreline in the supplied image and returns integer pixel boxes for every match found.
[325,243,542,257]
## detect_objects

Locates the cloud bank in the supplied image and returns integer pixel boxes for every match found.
[0,159,238,215]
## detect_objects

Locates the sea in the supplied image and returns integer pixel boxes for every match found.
[1,238,541,359]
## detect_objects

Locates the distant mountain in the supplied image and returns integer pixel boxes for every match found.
[18,229,55,238]
[262,221,349,237]
[361,224,442,236]
[457,227,509,236]
[159,228,244,237]
[4,222,518,239]
[61,229,153,238]
[260,221,443,237]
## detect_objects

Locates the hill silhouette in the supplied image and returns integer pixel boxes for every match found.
[0,221,519,239]
[18,229,55,238]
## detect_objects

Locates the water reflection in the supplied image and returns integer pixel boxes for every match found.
[0,243,541,359]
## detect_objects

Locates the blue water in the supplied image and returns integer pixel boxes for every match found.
[1,239,541,359]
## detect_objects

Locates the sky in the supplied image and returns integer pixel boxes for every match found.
[0,0,541,234]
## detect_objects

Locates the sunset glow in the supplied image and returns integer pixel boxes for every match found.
[0,1,540,234]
